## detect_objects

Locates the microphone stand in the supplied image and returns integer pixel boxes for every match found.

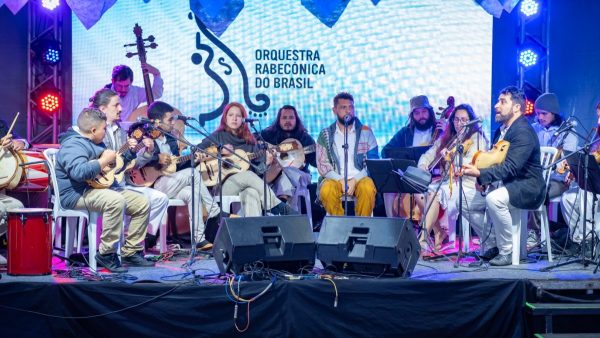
[342,118,350,216]
[247,120,271,216]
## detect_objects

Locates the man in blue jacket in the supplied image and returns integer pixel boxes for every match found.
[56,108,153,272]
[462,86,545,266]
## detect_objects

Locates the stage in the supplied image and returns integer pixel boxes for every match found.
[2,246,600,338]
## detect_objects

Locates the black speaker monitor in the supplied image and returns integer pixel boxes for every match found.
[213,215,315,274]
[316,216,420,277]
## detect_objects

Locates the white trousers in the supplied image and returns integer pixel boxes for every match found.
[125,185,169,236]
[222,171,281,217]
[154,168,220,241]
[484,186,516,255]
[560,187,600,243]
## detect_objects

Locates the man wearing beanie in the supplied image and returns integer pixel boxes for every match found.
[528,93,578,248]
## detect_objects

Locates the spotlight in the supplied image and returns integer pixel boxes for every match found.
[520,0,539,17]
[34,39,62,66]
[525,100,535,115]
[34,87,61,115]
[519,49,538,67]
[41,0,60,11]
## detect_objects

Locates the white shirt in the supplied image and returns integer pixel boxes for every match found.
[113,75,164,121]
[412,127,433,147]
[333,123,360,179]
[105,123,119,150]
[155,136,172,155]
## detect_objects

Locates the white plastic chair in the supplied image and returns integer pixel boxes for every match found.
[511,146,557,264]
[44,148,101,271]
[214,194,243,215]
[158,198,186,253]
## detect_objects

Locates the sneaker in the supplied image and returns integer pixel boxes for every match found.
[144,233,157,250]
[196,239,213,251]
[489,253,512,266]
[95,252,128,273]
[121,251,155,267]
[480,247,499,261]
[269,202,300,215]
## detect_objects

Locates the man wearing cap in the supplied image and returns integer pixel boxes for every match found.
[381,95,445,217]
[527,93,578,248]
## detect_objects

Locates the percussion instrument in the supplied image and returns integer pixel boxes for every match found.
[7,208,53,276]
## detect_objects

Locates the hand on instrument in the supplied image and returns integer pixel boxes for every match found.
[194,152,208,163]
[127,138,138,149]
[1,133,14,150]
[141,62,160,76]
[98,150,117,167]
[12,140,25,151]
[266,150,274,165]
[158,153,172,166]
[460,163,480,178]
[142,137,154,153]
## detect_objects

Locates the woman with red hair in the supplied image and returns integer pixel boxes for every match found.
[198,102,297,216]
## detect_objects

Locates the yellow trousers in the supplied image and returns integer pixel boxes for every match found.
[320,177,376,216]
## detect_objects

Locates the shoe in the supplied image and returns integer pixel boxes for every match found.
[121,251,155,267]
[144,233,157,250]
[0,253,6,265]
[434,231,448,252]
[269,202,300,215]
[489,253,512,266]
[95,252,128,273]
[196,239,213,251]
[480,247,499,261]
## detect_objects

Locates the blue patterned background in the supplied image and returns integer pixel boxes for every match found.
[72,0,492,151]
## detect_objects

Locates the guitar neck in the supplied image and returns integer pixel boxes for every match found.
[117,141,145,156]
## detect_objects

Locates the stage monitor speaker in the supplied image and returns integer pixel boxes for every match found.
[316,216,420,277]
[213,215,315,274]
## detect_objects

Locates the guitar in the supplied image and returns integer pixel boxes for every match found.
[470,140,510,194]
[263,138,316,183]
[87,128,145,189]
[199,149,262,187]
[126,150,198,187]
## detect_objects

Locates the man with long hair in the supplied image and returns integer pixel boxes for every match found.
[260,105,316,203]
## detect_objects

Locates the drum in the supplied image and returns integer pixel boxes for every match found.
[14,150,49,192]
[7,208,53,276]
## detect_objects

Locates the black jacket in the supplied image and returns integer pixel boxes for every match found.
[259,127,317,172]
[478,115,545,209]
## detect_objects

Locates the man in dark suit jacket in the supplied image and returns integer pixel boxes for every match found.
[462,86,545,266]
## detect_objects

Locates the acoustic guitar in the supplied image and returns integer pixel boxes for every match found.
[199,149,261,187]
[264,138,316,183]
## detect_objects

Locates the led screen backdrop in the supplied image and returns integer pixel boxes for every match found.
[72,0,492,149]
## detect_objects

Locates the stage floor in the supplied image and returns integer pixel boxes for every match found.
[2,246,599,286]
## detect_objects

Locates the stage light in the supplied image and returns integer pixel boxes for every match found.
[525,100,535,115]
[520,0,539,17]
[519,49,538,67]
[34,88,61,114]
[34,40,62,66]
[41,0,60,11]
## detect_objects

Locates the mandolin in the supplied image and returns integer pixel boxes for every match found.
[471,140,510,169]
[87,128,145,189]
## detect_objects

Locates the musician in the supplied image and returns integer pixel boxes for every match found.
[90,88,169,249]
[316,92,378,216]
[107,64,163,121]
[259,105,316,202]
[55,108,154,272]
[462,86,545,266]
[197,102,299,216]
[381,95,446,217]
[415,104,488,253]
[528,93,578,248]
[0,119,29,151]
[0,131,25,265]
[559,102,600,255]
[137,101,222,251]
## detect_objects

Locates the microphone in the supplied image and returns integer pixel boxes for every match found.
[343,114,354,125]
[244,118,259,123]
[553,118,577,137]
[137,116,160,124]
[173,115,196,121]
[460,118,482,128]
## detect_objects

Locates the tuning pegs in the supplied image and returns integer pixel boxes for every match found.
[147,43,158,49]
[125,52,138,58]
[146,35,155,42]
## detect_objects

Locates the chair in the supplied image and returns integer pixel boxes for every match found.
[290,184,313,228]
[44,148,101,271]
[511,146,557,264]
[214,194,243,214]
[158,198,186,253]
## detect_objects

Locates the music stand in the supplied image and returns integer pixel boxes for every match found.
[541,152,600,271]
[366,159,420,194]
[384,146,431,163]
